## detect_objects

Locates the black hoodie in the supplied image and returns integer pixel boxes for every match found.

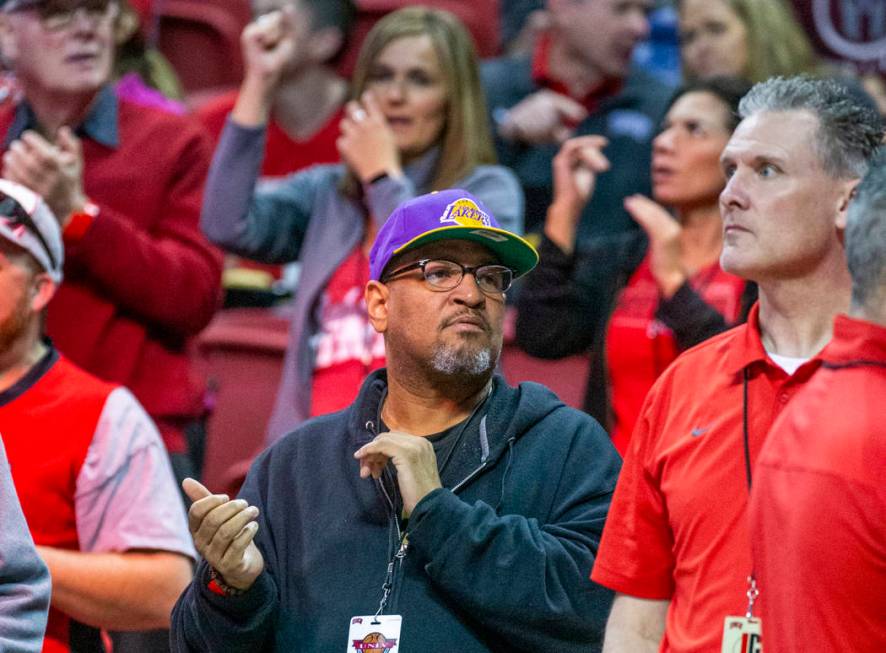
[172,370,621,652]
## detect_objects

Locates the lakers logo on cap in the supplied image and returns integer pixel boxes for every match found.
[439,198,491,227]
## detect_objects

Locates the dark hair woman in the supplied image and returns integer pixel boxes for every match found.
[517,76,755,454]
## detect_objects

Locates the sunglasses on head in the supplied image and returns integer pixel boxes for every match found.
[0,191,57,270]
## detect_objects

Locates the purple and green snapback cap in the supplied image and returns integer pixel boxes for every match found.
[369,189,539,281]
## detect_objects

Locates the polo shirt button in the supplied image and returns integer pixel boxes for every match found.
[778,392,790,403]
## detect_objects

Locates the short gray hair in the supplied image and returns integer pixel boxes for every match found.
[739,76,883,179]
[846,150,886,308]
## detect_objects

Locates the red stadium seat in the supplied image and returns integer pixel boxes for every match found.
[195,307,289,494]
[153,0,251,94]
[500,307,590,410]
[339,0,502,77]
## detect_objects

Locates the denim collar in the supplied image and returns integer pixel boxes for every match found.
[3,83,118,149]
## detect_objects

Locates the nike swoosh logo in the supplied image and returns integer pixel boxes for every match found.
[691,427,710,438]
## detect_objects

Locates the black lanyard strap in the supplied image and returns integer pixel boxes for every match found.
[742,366,759,620]
[742,367,752,491]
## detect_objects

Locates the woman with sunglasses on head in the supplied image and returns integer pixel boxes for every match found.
[201,6,523,444]
[517,76,756,455]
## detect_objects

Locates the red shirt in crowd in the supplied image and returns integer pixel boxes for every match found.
[750,314,886,652]
[0,85,223,454]
[606,257,745,454]
[197,90,343,178]
[592,304,825,653]
[310,245,385,417]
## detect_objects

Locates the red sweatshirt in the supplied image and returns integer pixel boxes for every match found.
[0,85,223,453]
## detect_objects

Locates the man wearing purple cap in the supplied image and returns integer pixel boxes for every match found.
[171,189,622,653]
[0,179,195,652]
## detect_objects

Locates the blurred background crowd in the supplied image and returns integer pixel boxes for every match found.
[0,1,883,650]
[32,0,878,496]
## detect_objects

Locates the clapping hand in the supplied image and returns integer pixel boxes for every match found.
[182,478,265,592]
[624,194,686,298]
[544,135,610,254]
[2,127,87,225]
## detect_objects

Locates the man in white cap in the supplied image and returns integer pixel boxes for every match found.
[0,179,195,653]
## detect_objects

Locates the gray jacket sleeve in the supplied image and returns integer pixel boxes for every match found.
[363,164,524,234]
[0,438,50,653]
[199,119,331,264]
[460,165,525,235]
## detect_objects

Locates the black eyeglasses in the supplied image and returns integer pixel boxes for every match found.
[0,192,57,269]
[382,258,514,295]
[5,0,118,31]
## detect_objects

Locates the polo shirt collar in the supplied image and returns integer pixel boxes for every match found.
[822,314,886,365]
[530,32,624,115]
[3,83,119,149]
[724,302,771,375]
[726,302,849,377]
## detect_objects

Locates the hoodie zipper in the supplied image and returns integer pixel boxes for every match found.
[366,419,409,617]
[374,466,409,616]
[365,414,513,616]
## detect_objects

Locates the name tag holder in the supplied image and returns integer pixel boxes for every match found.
[721,575,762,652]
[346,534,408,651]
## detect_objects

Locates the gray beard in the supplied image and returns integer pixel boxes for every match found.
[430,343,495,377]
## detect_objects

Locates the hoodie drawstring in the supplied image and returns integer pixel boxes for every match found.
[494,438,516,513]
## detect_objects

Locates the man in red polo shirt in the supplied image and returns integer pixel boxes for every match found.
[482,0,672,238]
[749,154,886,652]
[590,76,883,652]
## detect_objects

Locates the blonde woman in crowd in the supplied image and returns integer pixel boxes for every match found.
[678,0,818,83]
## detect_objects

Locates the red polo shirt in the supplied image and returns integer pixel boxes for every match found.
[750,314,886,652]
[591,303,825,653]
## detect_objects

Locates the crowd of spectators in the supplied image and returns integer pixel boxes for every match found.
[0,0,882,652]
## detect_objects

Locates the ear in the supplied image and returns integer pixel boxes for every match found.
[834,177,860,231]
[0,14,19,64]
[29,274,57,313]
[306,26,344,64]
[365,280,389,334]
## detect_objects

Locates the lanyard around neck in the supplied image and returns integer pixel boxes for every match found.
[742,367,753,491]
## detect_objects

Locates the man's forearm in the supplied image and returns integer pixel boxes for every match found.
[38,547,192,630]
[602,594,668,653]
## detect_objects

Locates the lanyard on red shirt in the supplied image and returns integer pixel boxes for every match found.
[742,368,760,619]
[717,370,762,652]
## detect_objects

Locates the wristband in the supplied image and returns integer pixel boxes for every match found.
[208,567,247,597]
[63,199,99,241]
